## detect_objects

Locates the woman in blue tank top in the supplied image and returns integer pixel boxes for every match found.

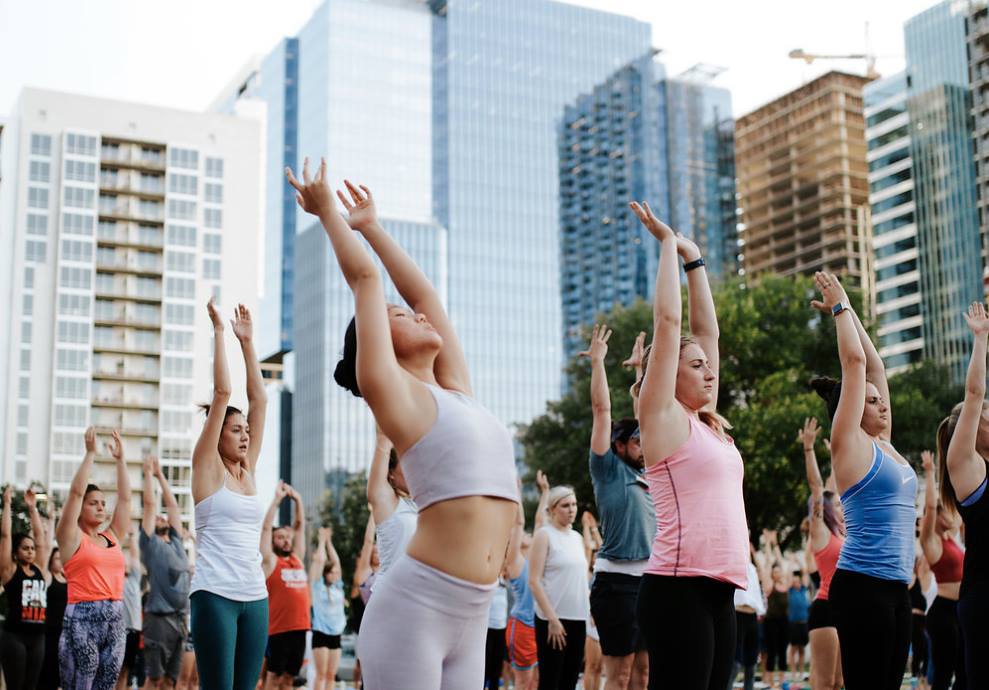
[809,272,916,690]
[936,301,989,688]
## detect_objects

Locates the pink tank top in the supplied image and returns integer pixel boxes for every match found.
[813,531,843,601]
[644,411,748,588]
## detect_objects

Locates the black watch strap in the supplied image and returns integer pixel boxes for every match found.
[684,257,705,272]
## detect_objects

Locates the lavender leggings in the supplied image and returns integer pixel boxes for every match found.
[59,600,126,690]
[358,556,495,690]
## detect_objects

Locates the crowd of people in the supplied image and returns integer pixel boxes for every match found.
[0,158,986,690]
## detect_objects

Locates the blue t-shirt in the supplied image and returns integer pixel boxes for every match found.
[509,560,535,627]
[311,579,346,636]
[589,449,656,561]
[788,586,810,623]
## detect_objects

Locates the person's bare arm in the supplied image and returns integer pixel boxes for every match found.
[367,429,398,524]
[107,430,130,541]
[192,298,231,502]
[309,527,329,584]
[534,470,550,532]
[153,458,183,534]
[0,486,13,582]
[676,233,720,410]
[261,481,287,578]
[798,418,830,551]
[919,451,943,566]
[946,302,989,502]
[230,304,267,472]
[289,485,306,560]
[353,512,376,585]
[527,529,567,650]
[25,489,50,579]
[623,331,646,419]
[505,499,526,580]
[583,324,613,456]
[142,457,157,537]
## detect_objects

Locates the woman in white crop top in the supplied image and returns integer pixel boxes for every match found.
[188,299,268,690]
[288,161,518,689]
[367,428,417,584]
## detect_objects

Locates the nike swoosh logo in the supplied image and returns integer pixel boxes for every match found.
[902,475,915,485]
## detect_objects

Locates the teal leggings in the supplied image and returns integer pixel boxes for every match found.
[190,591,268,690]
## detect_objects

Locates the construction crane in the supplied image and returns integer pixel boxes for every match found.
[788,48,879,79]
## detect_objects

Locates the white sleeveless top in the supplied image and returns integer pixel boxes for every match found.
[190,481,267,601]
[533,525,589,622]
[375,497,418,578]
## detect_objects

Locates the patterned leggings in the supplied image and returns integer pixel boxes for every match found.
[59,600,126,690]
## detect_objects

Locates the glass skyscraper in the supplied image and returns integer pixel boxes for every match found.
[905,1,982,381]
[559,56,737,361]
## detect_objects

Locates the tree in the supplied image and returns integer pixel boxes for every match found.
[314,474,370,587]
[520,275,963,547]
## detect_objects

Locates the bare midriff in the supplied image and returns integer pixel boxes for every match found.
[407,496,517,584]
[937,581,961,601]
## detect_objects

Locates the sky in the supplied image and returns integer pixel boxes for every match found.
[0,0,940,118]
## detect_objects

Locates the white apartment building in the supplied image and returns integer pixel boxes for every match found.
[0,88,264,527]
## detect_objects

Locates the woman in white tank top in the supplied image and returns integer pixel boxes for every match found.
[366,428,417,586]
[529,486,590,690]
[189,299,268,690]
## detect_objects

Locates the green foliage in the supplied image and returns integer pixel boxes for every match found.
[0,482,57,538]
[520,275,963,548]
[315,474,370,586]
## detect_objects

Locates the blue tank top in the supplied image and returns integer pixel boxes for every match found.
[509,560,536,627]
[310,579,346,635]
[837,441,916,583]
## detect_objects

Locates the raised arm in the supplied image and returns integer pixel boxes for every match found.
[142,456,157,537]
[630,202,688,462]
[354,512,376,584]
[192,298,231,501]
[798,418,830,551]
[25,489,49,578]
[946,302,989,502]
[154,458,183,533]
[57,428,97,560]
[107,430,130,540]
[261,481,287,577]
[582,324,613,456]
[289,486,306,560]
[287,160,426,452]
[309,526,330,583]
[623,331,646,419]
[919,451,942,566]
[505,498,526,580]
[127,523,141,573]
[229,304,267,471]
[676,233,720,410]
[534,470,550,532]
[367,428,399,524]
[0,486,13,582]
[528,529,567,651]
[338,181,470,394]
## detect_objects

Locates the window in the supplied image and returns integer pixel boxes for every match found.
[54,403,88,427]
[17,434,27,456]
[202,258,221,280]
[164,330,194,351]
[167,199,196,221]
[165,276,195,299]
[166,224,197,247]
[52,431,83,454]
[61,239,93,263]
[64,187,95,209]
[169,148,199,170]
[57,321,90,344]
[29,160,50,182]
[63,213,94,236]
[203,233,222,254]
[25,240,46,263]
[65,160,97,183]
[161,410,193,432]
[204,208,222,229]
[23,267,34,289]
[20,321,31,344]
[59,266,92,289]
[56,376,88,399]
[19,349,30,371]
[57,348,90,371]
[164,303,195,325]
[205,157,224,178]
[166,251,195,273]
[22,294,33,316]
[17,405,29,427]
[161,438,192,461]
[58,294,91,316]
[65,133,98,157]
[162,383,193,405]
[163,356,194,378]
[31,134,52,156]
[168,173,198,195]
[139,199,163,220]
[26,213,47,236]
[28,187,49,209]
[204,183,223,204]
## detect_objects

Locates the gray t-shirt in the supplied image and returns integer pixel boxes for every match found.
[140,527,191,615]
[122,565,142,631]
[589,449,656,561]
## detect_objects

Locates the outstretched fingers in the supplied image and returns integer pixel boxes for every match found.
[344,179,366,205]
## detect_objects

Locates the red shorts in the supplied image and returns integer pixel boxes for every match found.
[505,617,537,670]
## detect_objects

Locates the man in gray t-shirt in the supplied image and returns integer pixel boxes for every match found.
[140,457,191,688]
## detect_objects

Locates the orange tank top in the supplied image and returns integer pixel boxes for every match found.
[813,531,844,601]
[64,531,126,603]
[266,554,311,635]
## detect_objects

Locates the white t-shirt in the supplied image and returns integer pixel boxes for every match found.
[534,525,590,622]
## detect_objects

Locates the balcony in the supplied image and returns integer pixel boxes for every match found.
[92,358,161,381]
[93,330,160,354]
[98,222,164,250]
[100,145,166,171]
[99,197,165,223]
[95,275,162,303]
[94,303,162,330]
[91,393,159,410]
[99,170,166,198]
[91,409,159,436]
[96,248,163,275]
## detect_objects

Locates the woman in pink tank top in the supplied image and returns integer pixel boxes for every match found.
[798,417,846,690]
[629,201,748,690]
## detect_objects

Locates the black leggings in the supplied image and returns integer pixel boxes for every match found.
[830,569,911,690]
[0,630,45,690]
[485,626,507,689]
[637,574,736,690]
[927,596,966,690]
[730,611,758,690]
[911,613,928,678]
[958,583,989,689]
[535,617,585,690]
[763,617,788,672]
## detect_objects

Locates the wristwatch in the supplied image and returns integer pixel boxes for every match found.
[831,302,850,317]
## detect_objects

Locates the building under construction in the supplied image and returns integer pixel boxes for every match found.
[735,71,873,288]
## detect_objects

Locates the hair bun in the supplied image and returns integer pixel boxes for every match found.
[809,376,839,401]
[334,359,362,398]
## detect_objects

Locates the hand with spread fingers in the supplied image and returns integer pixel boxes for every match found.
[812,271,847,311]
[207,296,224,332]
[921,450,935,475]
[231,303,254,343]
[285,157,336,219]
[963,300,989,336]
[629,201,674,242]
[84,426,97,454]
[578,323,612,363]
[107,430,124,463]
[336,180,378,233]
[622,331,647,370]
[797,417,820,450]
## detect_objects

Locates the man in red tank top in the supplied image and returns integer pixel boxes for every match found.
[261,482,310,690]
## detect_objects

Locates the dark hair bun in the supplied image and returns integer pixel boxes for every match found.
[809,376,841,421]
[334,317,362,398]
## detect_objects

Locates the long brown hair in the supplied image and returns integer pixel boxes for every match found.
[634,337,732,435]
[936,402,965,515]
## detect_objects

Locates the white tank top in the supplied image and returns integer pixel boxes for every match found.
[534,525,589,622]
[190,481,267,601]
[375,497,418,578]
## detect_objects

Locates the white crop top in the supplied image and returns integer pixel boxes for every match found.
[375,497,418,578]
[400,384,519,510]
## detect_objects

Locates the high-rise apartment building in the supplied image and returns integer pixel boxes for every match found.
[0,88,263,525]
[969,2,989,285]
[905,0,982,381]
[735,72,872,285]
[864,73,923,373]
[558,56,737,360]
[216,0,652,507]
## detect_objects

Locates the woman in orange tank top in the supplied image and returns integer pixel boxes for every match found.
[54,426,130,690]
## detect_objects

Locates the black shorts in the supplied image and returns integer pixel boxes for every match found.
[788,621,809,647]
[589,571,645,657]
[122,629,141,670]
[807,597,834,631]
[267,630,307,677]
[312,631,341,650]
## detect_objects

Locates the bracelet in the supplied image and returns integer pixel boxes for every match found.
[803,447,814,453]
[684,257,705,272]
